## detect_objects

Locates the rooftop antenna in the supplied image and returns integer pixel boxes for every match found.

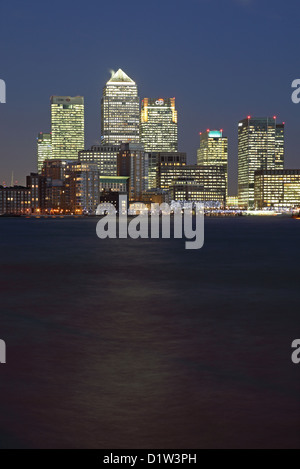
[11,171,14,187]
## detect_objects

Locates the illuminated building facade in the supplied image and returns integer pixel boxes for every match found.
[26,172,47,213]
[51,96,84,160]
[226,196,239,208]
[158,163,226,205]
[41,161,69,213]
[99,176,129,193]
[140,98,178,152]
[156,152,187,190]
[42,159,69,180]
[0,186,31,215]
[169,179,208,202]
[79,144,120,176]
[65,162,99,214]
[117,143,146,201]
[197,129,228,193]
[141,189,168,205]
[254,169,300,210]
[238,117,285,209]
[37,132,52,173]
[144,153,159,190]
[45,181,66,214]
[101,69,139,145]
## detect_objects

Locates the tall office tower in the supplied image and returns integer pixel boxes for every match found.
[140,98,178,152]
[275,122,285,168]
[117,143,146,201]
[101,69,139,145]
[37,132,52,173]
[197,129,228,192]
[238,116,285,209]
[79,144,120,176]
[50,96,84,160]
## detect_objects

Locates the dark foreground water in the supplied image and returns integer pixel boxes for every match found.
[0,216,299,449]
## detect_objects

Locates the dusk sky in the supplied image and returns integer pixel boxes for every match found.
[0,0,299,194]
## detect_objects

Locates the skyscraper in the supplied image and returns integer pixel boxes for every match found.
[101,69,139,145]
[50,96,84,160]
[37,132,52,173]
[238,116,285,209]
[140,98,178,152]
[197,129,228,193]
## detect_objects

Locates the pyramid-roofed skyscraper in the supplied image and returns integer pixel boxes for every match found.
[101,69,140,145]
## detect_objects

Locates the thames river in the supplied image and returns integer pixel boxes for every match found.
[0,216,299,448]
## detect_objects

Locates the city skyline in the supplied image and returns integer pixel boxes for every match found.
[1,65,297,213]
[0,73,293,197]
[1,0,300,194]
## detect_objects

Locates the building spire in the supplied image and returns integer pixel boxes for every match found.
[108,69,135,84]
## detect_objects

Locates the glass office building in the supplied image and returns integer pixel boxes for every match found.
[37,132,52,173]
[79,145,120,177]
[50,96,84,161]
[238,116,285,209]
[169,178,215,204]
[144,153,159,190]
[140,98,178,152]
[101,69,139,145]
[156,152,187,190]
[254,169,300,210]
[197,129,228,193]
[157,163,226,205]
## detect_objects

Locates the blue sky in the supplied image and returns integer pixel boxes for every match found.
[0,0,299,193]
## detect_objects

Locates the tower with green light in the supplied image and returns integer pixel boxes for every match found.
[197,129,228,194]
